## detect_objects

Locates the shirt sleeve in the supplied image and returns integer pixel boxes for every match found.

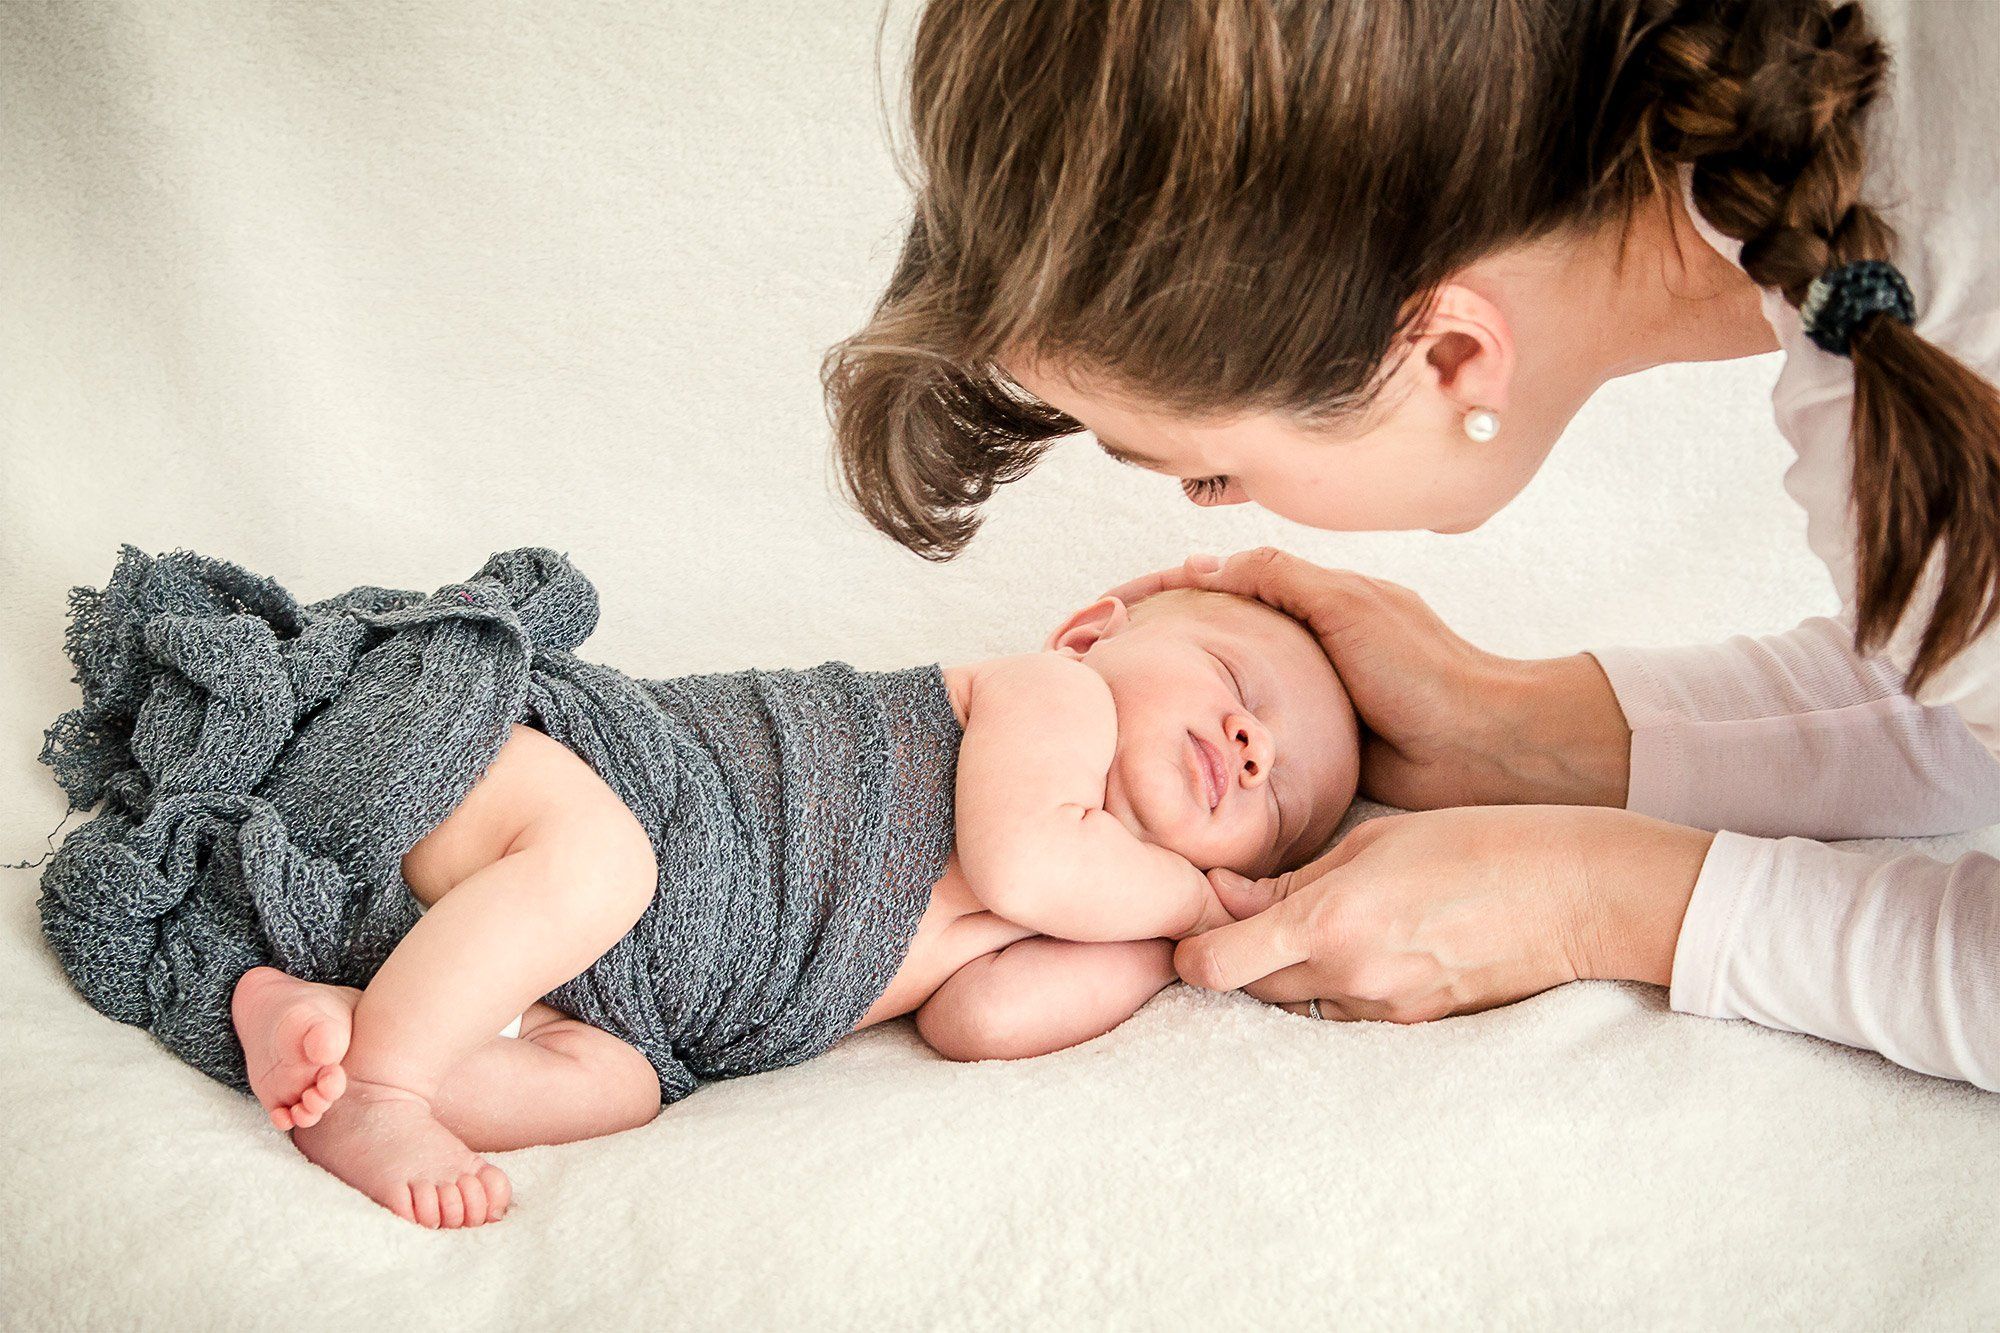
[1589,617,2000,839]
[1672,829,2000,1091]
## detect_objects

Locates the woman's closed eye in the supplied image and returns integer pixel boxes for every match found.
[1182,476,1246,506]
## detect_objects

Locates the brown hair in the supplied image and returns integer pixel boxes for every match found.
[824,0,2000,689]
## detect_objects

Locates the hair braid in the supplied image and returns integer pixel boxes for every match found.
[1639,0,2000,689]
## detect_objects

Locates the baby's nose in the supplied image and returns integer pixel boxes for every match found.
[1226,713,1274,787]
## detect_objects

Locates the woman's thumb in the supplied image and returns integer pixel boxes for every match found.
[1208,867,1282,920]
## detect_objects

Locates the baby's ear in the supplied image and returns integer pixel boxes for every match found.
[1047,596,1130,657]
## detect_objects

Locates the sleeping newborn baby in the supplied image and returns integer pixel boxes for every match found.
[35,547,1358,1228]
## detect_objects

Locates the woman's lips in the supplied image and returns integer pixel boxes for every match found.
[1189,733,1226,812]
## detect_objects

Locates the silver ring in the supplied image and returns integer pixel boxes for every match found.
[1308,998,1324,1021]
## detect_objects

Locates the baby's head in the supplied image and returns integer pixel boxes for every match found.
[1047,588,1360,878]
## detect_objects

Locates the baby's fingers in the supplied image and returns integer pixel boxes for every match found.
[1208,867,1282,920]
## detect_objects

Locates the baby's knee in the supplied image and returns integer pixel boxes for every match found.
[529,1018,662,1131]
[592,808,659,922]
[543,801,659,927]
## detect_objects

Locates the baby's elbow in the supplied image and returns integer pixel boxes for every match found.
[959,857,1048,928]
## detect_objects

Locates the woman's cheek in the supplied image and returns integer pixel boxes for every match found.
[1250,472,1385,532]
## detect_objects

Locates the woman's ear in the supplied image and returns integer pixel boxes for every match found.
[1410,283,1515,415]
[1047,596,1130,656]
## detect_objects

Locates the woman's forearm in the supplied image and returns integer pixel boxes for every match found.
[1572,813,2000,1091]
[1477,653,1634,808]
[1576,814,1711,988]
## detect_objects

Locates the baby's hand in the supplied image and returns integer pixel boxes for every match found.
[1172,870,1237,939]
[1206,865,1277,922]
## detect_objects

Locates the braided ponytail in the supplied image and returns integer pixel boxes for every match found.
[1636,0,2000,690]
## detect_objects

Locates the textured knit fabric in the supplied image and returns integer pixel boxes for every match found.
[35,545,960,1101]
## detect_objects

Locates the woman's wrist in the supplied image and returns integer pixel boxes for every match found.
[1484,653,1634,808]
[1575,812,1713,988]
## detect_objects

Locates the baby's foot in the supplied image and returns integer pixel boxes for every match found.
[289,1081,512,1228]
[231,966,355,1130]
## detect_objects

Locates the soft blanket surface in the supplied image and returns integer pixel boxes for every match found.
[3,2,1996,1328]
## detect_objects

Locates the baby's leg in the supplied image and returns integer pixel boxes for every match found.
[289,724,658,1228]
[437,1003,663,1152]
[236,971,660,1151]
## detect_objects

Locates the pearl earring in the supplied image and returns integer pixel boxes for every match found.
[1462,408,1500,443]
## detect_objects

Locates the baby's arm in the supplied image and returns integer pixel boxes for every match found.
[956,652,1229,942]
[915,937,1177,1062]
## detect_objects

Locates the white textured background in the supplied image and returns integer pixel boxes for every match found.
[3,3,1994,1329]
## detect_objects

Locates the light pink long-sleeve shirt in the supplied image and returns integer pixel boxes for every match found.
[1593,625,2000,1090]
[1592,1,2000,1090]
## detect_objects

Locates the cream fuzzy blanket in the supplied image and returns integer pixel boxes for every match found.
[3,2,1996,1327]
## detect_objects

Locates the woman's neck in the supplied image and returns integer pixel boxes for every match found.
[1463,188,1781,408]
[1608,188,1782,373]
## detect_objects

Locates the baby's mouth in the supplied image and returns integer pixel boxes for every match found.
[1188,733,1225,812]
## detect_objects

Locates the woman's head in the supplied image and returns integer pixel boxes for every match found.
[829,0,1642,541]
[827,0,2000,688]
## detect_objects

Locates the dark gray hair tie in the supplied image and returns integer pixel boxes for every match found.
[1800,258,1916,356]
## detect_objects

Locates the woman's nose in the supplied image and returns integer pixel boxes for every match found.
[1224,712,1274,788]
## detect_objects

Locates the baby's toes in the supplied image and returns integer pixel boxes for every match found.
[436,1179,466,1229]
[457,1172,490,1227]
[270,1105,295,1131]
[477,1163,512,1219]
[410,1180,441,1229]
[299,1085,329,1118]
[314,1064,346,1103]
[301,1018,345,1067]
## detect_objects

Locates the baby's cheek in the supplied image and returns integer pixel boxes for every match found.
[1213,817,1277,878]
[1100,772,1151,845]
[1153,821,1248,875]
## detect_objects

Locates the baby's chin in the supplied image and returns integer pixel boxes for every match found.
[1148,826,1277,877]
[1107,770,1275,873]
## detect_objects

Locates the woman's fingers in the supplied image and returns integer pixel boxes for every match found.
[1174,897,1312,992]
[1099,553,1224,605]
[1188,547,1364,637]
[1197,831,1381,971]
[1243,962,1332,1006]
[1278,998,1358,1021]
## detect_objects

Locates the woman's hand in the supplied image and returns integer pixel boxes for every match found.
[1104,549,1633,811]
[1173,805,1714,1021]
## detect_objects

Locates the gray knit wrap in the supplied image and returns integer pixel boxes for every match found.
[35,546,960,1102]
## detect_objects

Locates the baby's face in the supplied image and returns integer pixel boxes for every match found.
[1053,590,1359,877]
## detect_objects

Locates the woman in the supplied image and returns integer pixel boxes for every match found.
[823,0,2000,1090]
